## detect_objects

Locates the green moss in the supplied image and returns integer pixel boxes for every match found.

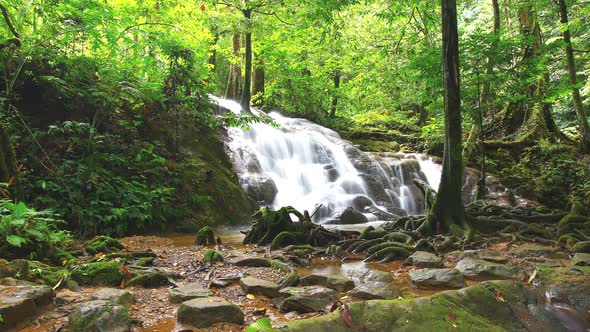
[558,214,587,227]
[71,262,124,286]
[50,248,77,266]
[570,201,587,216]
[557,234,581,247]
[195,226,216,246]
[352,139,400,152]
[83,236,124,255]
[270,231,306,250]
[384,232,414,244]
[572,241,590,253]
[135,257,154,266]
[203,249,223,263]
[519,224,551,239]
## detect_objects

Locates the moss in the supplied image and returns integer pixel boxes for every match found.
[195,226,216,246]
[557,234,581,247]
[126,271,169,288]
[352,139,400,152]
[558,214,587,227]
[570,201,587,216]
[384,232,414,244]
[572,241,590,253]
[519,224,551,239]
[50,248,77,266]
[71,262,124,286]
[135,257,154,266]
[203,249,223,264]
[270,231,306,250]
[83,236,124,255]
[359,227,386,240]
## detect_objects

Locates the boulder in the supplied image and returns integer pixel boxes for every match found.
[408,268,465,289]
[68,300,131,332]
[532,266,590,313]
[239,276,280,298]
[476,249,509,264]
[324,207,368,225]
[91,288,134,306]
[456,258,525,280]
[345,267,393,283]
[177,297,244,328]
[0,284,54,329]
[571,253,590,266]
[299,274,355,292]
[71,262,124,286]
[243,175,278,205]
[229,257,272,267]
[404,251,444,268]
[347,282,400,300]
[274,286,338,313]
[169,282,213,303]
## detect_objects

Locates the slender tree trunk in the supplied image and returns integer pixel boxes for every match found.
[0,119,22,201]
[240,9,253,113]
[558,0,590,152]
[225,33,242,100]
[424,0,470,238]
[208,31,219,69]
[330,71,340,118]
[252,55,265,106]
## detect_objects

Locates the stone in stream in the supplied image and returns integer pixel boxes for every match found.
[324,207,368,225]
[176,297,244,328]
[347,281,401,300]
[273,286,338,313]
[513,245,568,259]
[169,282,213,303]
[68,300,131,332]
[229,257,272,267]
[408,268,465,289]
[299,274,355,292]
[455,257,525,280]
[239,276,280,298]
[345,267,393,283]
[91,288,135,306]
[0,283,55,330]
[403,251,444,268]
[571,253,590,266]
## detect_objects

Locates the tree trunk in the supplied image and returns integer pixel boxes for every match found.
[330,71,340,118]
[424,0,470,238]
[240,9,253,114]
[252,55,265,106]
[0,120,22,201]
[225,32,242,100]
[557,0,590,152]
[208,31,219,69]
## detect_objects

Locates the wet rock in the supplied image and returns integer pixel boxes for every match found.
[536,266,590,313]
[126,267,178,288]
[239,276,280,298]
[91,288,135,306]
[177,297,244,328]
[476,249,509,264]
[513,245,568,259]
[210,273,244,287]
[571,253,590,266]
[347,282,400,300]
[169,282,213,303]
[456,257,525,280]
[299,274,355,292]
[323,164,339,182]
[403,251,444,268]
[0,259,14,278]
[68,300,131,332]
[358,174,394,207]
[345,267,393,283]
[409,268,465,289]
[274,286,338,313]
[0,284,54,329]
[572,241,590,253]
[229,257,271,267]
[242,174,278,205]
[324,207,368,225]
[527,257,563,268]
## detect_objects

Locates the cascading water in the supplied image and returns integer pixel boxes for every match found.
[214,96,443,224]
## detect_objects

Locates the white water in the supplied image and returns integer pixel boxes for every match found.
[214,96,444,223]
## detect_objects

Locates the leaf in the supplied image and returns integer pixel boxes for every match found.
[495,289,506,302]
[342,304,355,328]
[7,235,27,247]
[246,294,256,300]
[528,269,538,284]
[245,317,272,332]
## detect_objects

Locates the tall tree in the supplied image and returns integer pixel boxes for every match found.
[557,0,590,152]
[225,32,243,100]
[421,0,471,239]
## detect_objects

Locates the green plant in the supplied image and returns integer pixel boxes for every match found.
[0,199,70,259]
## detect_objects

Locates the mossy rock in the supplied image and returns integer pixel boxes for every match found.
[519,224,551,239]
[0,259,15,278]
[71,262,124,286]
[203,249,223,264]
[135,257,154,266]
[270,231,306,250]
[195,226,216,246]
[352,139,400,152]
[572,241,590,254]
[50,248,77,266]
[84,236,124,255]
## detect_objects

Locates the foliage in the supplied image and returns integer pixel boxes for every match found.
[0,198,70,259]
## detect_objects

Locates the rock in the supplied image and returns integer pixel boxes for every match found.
[408,268,465,289]
[534,266,590,313]
[195,226,216,246]
[299,274,355,292]
[229,257,271,267]
[210,273,244,288]
[403,251,444,268]
[345,267,393,283]
[476,249,509,264]
[83,236,124,255]
[513,245,568,259]
[527,257,563,267]
[203,249,223,263]
[352,195,373,211]
[324,207,368,225]
[347,282,400,300]
[239,276,280,298]
[71,262,124,286]
[0,259,14,278]
[243,174,278,205]
[274,286,338,313]
[571,253,590,266]
[68,300,131,332]
[456,258,525,280]
[126,271,171,288]
[358,174,394,207]
[0,284,54,329]
[572,241,590,253]
[169,282,213,303]
[176,297,244,328]
[91,288,135,306]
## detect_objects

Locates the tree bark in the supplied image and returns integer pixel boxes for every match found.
[557,0,590,152]
[330,71,340,118]
[225,32,242,100]
[252,55,265,106]
[240,9,253,114]
[424,0,470,238]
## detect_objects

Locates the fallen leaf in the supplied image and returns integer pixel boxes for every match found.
[495,289,506,302]
[246,294,256,300]
[448,313,457,322]
[342,304,355,328]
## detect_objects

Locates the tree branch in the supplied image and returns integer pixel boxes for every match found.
[0,3,19,38]
[254,10,295,26]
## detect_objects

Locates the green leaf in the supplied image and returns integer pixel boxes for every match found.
[10,218,26,226]
[7,235,27,247]
[246,318,272,332]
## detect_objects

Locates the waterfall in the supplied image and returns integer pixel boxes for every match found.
[215,96,444,223]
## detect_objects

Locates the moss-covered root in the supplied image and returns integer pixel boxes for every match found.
[203,249,223,264]
[83,236,124,255]
[271,260,299,288]
[364,246,412,263]
[195,226,216,246]
[270,231,306,250]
